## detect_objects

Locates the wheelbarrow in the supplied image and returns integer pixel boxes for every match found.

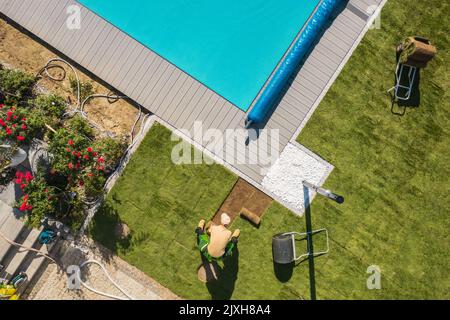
[272,229,329,264]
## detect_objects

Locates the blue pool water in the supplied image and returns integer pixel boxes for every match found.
[78,0,321,111]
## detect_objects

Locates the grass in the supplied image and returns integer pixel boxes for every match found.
[90,123,316,299]
[295,0,449,299]
[90,0,449,300]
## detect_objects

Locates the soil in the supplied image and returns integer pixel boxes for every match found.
[212,179,273,225]
[0,18,140,137]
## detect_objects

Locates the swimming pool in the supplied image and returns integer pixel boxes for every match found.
[78,0,322,111]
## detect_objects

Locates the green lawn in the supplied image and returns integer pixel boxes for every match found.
[90,123,313,299]
[296,0,449,299]
[90,0,449,300]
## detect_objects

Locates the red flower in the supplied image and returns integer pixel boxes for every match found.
[87,147,93,153]
[87,172,94,178]
[17,135,25,141]
[25,172,33,182]
[68,163,74,170]
[68,140,74,146]
[19,203,28,212]
[21,124,27,130]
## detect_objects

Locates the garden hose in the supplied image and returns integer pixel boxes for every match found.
[0,231,134,300]
[75,259,135,300]
[37,58,129,139]
[0,230,58,265]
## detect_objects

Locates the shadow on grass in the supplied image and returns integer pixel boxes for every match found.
[205,248,240,300]
[89,201,132,255]
[303,186,317,301]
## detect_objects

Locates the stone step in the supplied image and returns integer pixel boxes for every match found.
[0,200,13,227]
[15,241,57,297]
[4,228,41,278]
[0,203,25,261]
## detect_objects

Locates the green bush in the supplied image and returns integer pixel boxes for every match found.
[23,94,68,134]
[83,173,106,199]
[65,115,94,139]
[0,68,36,104]
[69,76,94,102]
[33,94,66,119]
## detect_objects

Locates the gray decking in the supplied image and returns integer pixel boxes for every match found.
[0,0,385,184]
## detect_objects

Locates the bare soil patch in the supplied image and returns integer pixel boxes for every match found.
[212,179,273,225]
[0,18,140,137]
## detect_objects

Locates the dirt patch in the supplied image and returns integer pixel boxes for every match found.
[0,18,139,137]
[212,179,273,225]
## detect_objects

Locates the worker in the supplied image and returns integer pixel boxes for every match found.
[196,213,240,262]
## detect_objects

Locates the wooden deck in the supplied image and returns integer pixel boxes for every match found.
[0,0,385,184]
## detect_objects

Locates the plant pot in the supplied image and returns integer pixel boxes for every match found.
[0,144,27,170]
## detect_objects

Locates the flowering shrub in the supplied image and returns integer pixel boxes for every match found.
[0,105,28,144]
[93,137,126,171]
[49,128,107,198]
[14,171,56,228]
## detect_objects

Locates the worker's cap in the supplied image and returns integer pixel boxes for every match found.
[221,213,231,226]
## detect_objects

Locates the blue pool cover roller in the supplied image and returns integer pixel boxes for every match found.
[246,0,342,126]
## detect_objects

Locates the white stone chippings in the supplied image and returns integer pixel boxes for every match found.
[262,143,332,214]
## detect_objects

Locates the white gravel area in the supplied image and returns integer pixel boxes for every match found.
[262,143,333,215]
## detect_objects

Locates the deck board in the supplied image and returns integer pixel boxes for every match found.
[0,0,385,184]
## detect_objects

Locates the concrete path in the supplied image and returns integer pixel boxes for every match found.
[25,237,180,300]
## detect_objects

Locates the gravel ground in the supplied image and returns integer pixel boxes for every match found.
[262,143,333,214]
